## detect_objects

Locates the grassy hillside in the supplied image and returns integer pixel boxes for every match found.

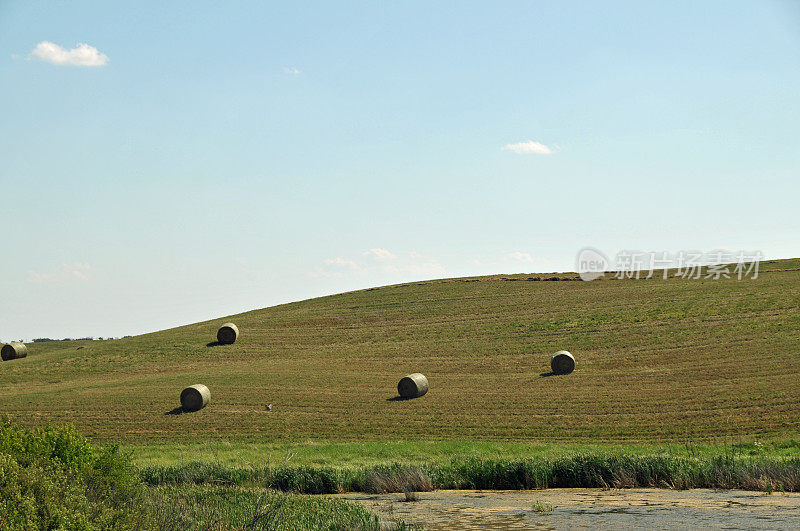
[2,259,799,449]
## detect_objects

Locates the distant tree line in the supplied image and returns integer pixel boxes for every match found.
[1,336,132,344]
[31,337,123,343]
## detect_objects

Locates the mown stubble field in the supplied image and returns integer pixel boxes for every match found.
[1,259,798,452]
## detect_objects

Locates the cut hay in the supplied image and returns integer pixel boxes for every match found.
[551,350,575,375]
[217,323,239,344]
[1,342,27,361]
[398,373,429,399]
[180,384,211,411]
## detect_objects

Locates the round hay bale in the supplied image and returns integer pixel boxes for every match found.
[180,384,211,411]
[550,350,575,375]
[217,323,239,344]
[1,342,27,361]
[398,373,429,399]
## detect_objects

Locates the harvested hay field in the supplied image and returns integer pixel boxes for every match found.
[1,258,799,445]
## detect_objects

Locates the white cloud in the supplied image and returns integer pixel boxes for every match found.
[501,140,554,155]
[375,250,446,277]
[283,67,301,75]
[363,248,397,262]
[507,251,534,262]
[29,41,108,67]
[323,257,363,271]
[312,249,446,279]
[402,251,446,276]
[28,262,93,283]
[310,257,365,278]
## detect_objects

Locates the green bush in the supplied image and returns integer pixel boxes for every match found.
[0,420,152,530]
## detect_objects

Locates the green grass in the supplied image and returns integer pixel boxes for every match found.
[127,439,800,468]
[137,452,800,493]
[149,485,389,530]
[531,500,554,513]
[1,258,799,454]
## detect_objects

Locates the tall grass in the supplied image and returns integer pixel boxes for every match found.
[140,453,800,494]
[149,485,387,530]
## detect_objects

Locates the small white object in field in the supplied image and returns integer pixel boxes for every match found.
[265,403,272,411]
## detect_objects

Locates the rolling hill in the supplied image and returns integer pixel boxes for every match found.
[2,258,799,446]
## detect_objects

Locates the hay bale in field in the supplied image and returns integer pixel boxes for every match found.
[216,323,239,344]
[180,384,211,411]
[398,373,429,399]
[550,350,575,375]
[1,342,27,361]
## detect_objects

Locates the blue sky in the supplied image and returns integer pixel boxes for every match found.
[1,1,799,340]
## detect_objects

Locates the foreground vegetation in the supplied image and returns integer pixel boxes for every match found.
[0,420,152,529]
[149,486,387,530]
[0,421,397,530]
[2,421,798,529]
[141,451,800,494]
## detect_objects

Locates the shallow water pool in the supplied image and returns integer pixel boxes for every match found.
[338,488,800,530]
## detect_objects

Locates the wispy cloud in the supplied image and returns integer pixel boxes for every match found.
[310,257,365,278]
[501,140,555,155]
[363,248,397,262]
[507,251,534,262]
[323,256,364,271]
[312,249,446,279]
[29,41,108,67]
[28,262,93,283]
[283,67,301,75]
[401,252,447,276]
